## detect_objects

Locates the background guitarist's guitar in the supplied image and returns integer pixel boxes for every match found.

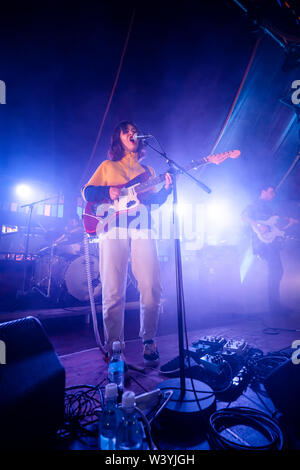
[83,149,241,236]
[250,216,299,244]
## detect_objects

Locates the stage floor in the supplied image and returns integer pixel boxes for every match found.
[55,310,300,388]
[1,305,300,450]
[55,310,300,451]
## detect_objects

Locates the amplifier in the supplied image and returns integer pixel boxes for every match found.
[0,316,65,449]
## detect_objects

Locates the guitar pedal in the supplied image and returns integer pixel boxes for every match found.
[198,354,227,375]
[222,339,248,358]
[190,336,226,356]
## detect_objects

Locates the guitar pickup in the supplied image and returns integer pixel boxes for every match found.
[126,200,136,209]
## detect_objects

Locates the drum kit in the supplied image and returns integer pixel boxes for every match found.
[33,229,137,304]
[32,230,100,303]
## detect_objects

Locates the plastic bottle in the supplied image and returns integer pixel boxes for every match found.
[99,383,121,450]
[108,341,124,395]
[116,391,144,450]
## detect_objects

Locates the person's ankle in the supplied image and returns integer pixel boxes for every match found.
[143,340,159,363]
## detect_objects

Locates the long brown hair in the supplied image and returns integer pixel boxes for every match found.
[108,121,146,161]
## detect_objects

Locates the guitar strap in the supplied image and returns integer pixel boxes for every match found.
[124,165,151,188]
[141,164,152,176]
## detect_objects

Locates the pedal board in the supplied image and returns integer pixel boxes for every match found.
[160,336,251,401]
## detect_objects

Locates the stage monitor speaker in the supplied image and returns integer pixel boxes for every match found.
[0,316,65,449]
[264,358,300,420]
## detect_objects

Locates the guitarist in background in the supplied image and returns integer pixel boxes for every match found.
[82,121,172,364]
[242,184,297,315]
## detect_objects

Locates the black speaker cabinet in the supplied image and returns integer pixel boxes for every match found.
[0,316,65,449]
[0,259,35,309]
[264,358,300,420]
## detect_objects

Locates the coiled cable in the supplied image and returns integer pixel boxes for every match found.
[83,231,105,354]
[208,406,284,450]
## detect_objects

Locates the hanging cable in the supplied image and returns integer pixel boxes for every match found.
[80,9,136,188]
[210,37,261,155]
[276,148,300,190]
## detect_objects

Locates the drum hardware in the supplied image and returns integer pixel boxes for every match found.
[62,254,137,303]
[19,195,59,296]
[54,241,82,257]
[32,243,57,299]
[32,238,139,304]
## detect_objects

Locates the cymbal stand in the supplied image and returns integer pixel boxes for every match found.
[19,195,58,297]
[33,242,56,299]
[47,242,55,298]
[20,202,34,295]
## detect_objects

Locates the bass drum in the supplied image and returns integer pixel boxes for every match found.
[64,255,101,302]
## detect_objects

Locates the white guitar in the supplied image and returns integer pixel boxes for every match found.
[83,149,241,236]
[250,216,299,244]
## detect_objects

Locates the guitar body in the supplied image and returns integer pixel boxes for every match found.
[83,179,148,236]
[251,216,285,244]
[83,200,113,236]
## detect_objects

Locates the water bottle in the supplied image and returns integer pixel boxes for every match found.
[116,391,144,450]
[99,383,121,450]
[108,341,124,395]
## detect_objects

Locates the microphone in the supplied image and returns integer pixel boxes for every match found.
[132,133,152,141]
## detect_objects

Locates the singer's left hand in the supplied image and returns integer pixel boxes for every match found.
[165,172,172,190]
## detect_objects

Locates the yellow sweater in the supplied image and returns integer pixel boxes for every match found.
[82,152,155,200]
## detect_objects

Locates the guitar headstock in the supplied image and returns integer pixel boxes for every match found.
[207,149,241,165]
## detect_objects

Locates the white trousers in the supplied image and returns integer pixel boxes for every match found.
[99,228,162,353]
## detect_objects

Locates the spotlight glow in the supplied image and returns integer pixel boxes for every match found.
[176,203,188,218]
[206,201,234,227]
[15,184,32,201]
[205,199,241,245]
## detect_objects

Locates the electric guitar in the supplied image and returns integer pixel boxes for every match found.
[250,215,299,244]
[83,149,241,236]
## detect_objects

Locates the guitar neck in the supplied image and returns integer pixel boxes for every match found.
[135,156,210,193]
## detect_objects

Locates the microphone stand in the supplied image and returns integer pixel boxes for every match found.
[145,140,216,432]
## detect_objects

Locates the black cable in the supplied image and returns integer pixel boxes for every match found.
[58,383,104,441]
[250,354,289,382]
[208,406,284,450]
[135,406,155,450]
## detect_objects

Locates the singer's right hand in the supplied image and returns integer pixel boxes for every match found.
[109,187,121,200]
